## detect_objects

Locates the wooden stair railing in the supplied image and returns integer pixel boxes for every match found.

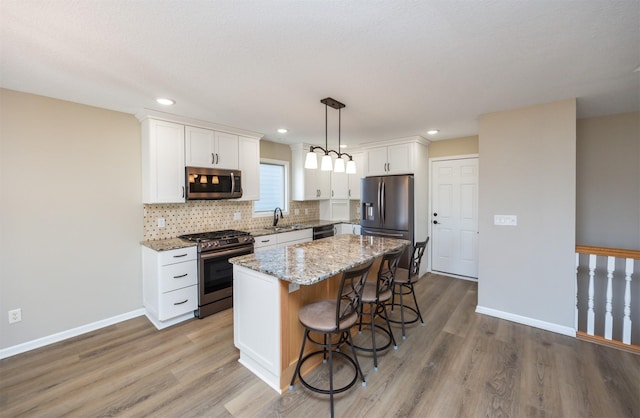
[576,245,640,353]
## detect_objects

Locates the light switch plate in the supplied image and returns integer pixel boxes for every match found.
[494,215,517,226]
[157,218,165,228]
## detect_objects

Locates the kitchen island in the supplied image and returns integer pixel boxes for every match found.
[230,234,409,393]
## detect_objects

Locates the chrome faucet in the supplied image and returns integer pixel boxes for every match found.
[273,207,284,226]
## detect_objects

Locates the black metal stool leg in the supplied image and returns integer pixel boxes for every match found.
[290,329,309,390]
[410,283,425,326]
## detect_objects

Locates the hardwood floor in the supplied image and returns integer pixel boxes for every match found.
[2,273,639,417]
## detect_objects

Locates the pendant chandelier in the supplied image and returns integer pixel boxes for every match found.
[304,97,356,174]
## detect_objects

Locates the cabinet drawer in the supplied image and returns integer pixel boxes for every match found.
[277,229,312,244]
[254,234,277,250]
[158,285,197,320]
[159,261,198,293]
[159,246,197,265]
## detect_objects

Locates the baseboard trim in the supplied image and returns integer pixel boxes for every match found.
[475,305,576,337]
[0,308,146,360]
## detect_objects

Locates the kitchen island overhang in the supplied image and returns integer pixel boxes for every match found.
[230,234,409,393]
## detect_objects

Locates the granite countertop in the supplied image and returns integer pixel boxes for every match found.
[141,219,361,251]
[141,238,196,252]
[230,234,409,285]
[248,219,359,237]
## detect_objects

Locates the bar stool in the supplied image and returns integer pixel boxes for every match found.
[388,238,429,340]
[352,248,403,371]
[289,261,373,418]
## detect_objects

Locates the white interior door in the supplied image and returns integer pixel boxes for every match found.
[431,158,479,278]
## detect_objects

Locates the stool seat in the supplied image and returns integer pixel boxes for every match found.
[362,282,392,303]
[299,301,358,332]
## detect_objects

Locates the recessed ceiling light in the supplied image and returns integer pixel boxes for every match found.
[156,98,175,106]
[277,128,288,134]
[340,144,347,149]
[427,129,439,135]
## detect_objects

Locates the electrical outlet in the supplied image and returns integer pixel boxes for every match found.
[233,212,241,221]
[288,283,300,293]
[294,208,300,215]
[157,218,165,228]
[8,308,21,324]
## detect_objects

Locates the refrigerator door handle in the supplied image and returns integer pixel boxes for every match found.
[377,180,382,227]
[362,229,405,239]
[381,180,386,224]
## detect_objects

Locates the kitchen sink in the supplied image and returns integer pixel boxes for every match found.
[272,224,306,232]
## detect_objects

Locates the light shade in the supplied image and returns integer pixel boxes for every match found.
[304,151,318,169]
[345,159,357,174]
[321,154,333,171]
[334,157,346,173]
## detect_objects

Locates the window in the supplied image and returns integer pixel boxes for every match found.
[254,159,289,215]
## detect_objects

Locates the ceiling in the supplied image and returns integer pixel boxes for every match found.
[1,1,638,148]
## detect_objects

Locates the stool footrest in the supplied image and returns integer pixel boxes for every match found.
[295,350,360,395]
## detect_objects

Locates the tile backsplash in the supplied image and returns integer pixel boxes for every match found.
[143,200,320,241]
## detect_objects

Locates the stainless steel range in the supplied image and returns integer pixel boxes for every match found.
[179,229,254,318]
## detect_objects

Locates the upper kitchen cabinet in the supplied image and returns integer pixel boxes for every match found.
[237,136,260,201]
[185,126,239,170]
[141,119,186,203]
[137,110,263,204]
[290,143,331,201]
[365,137,429,176]
[330,155,349,200]
[347,151,365,199]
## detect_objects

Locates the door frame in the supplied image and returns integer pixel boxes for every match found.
[427,153,479,281]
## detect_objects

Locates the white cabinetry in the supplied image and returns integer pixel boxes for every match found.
[142,246,198,329]
[141,119,186,203]
[238,136,260,201]
[290,143,331,201]
[276,228,313,247]
[331,158,349,200]
[254,229,313,252]
[347,151,365,199]
[366,142,414,176]
[336,223,361,235]
[185,126,239,170]
[254,233,278,251]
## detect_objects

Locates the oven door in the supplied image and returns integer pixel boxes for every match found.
[198,244,253,309]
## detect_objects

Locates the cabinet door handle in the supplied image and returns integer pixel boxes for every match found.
[174,299,188,305]
[182,186,185,198]
[332,190,334,197]
[173,273,188,279]
[212,153,215,164]
[261,239,271,243]
[348,189,351,197]
[173,253,188,258]
[216,153,219,164]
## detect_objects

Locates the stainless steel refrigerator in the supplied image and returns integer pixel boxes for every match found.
[360,175,414,268]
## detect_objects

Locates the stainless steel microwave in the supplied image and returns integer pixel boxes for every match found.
[185,167,242,200]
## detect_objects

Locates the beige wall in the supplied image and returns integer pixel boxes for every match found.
[0,89,143,350]
[478,99,576,331]
[260,140,291,161]
[576,112,640,250]
[429,135,478,158]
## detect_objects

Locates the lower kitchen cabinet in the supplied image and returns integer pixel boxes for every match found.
[254,229,313,252]
[142,245,198,329]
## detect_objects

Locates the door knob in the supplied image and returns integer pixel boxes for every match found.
[433,212,438,216]
[433,220,439,224]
